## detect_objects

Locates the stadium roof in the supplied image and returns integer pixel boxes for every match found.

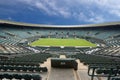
[0,20,120,28]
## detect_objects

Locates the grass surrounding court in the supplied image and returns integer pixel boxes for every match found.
[30,38,97,47]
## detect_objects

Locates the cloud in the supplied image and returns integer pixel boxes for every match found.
[34,0,71,18]
[73,12,105,23]
[2,0,120,23]
[110,10,120,17]
[91,0,120,16]
[88,16,105,23]
[35,1,51,14]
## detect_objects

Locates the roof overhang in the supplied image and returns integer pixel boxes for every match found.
[0,20,120,28]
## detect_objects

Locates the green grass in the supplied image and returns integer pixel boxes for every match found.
[30,38,97,47]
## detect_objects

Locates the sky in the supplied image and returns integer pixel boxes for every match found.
[0,0,120,25]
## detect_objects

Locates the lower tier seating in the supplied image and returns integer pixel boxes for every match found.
[67,53,120,80]
[0,73,41,80]
[0,65,47,72]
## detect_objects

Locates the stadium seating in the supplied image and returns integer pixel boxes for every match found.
[10,53,51,63]
[0,65,47,72]
[0,21,120,80]
[67,51,120,80]
[0,73,41,80]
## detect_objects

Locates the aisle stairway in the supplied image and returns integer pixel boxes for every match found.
[48,55,76,80]
[41,55,100,80]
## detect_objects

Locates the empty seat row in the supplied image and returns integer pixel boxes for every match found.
[0,73,41,80]
[11,53,51,63]
[0,61,40,67]
[0,66,48,72]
